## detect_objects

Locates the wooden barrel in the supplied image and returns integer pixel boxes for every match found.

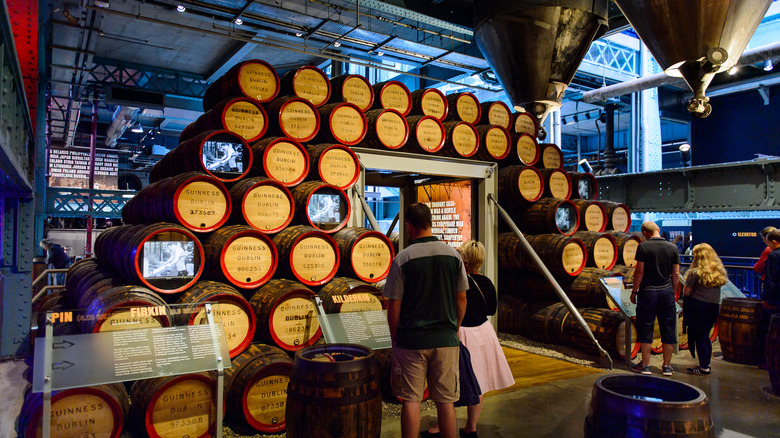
[181,97,268,144]
[202,225,277,290]
[605,231,641,267]
[333,227,395,283]
[585,374,713,438]
[538,144,564,169]
[314,102,368,146]
[514,111,539,138]
[229,177,295,233]
[479,100,512,129]
[521,198,581,236]
[573,231,618,270]
[94,223,204,294]
[768,314,780,396]
[473,124,511,161]
[279,65,332,107]
[176,281,256,358]
[439,121,479,159]
[249,136,310,187]
[610,265,635,286]
[150,130,252,183]
[202,59,279,111]
[718,297,764,365]
[223,343,293,434]
[371,80,412,116]
[361,108,409,150]
[306,143,361,190]
[329,74,374,112]
[499,232,587,277]
[122,172,231,233]
[81,285,171,333]
[318,277,387,314]
[502,132,540,167]
[446,92,481,124]
[497,295,554,336]
[563,308,639,359]
[286,343,382,438]
[272,225,340,287]
[524,302,571,344]
[497,165,544,207]
[249,279,322,352]
[538,168,573,200]
[18,383,129,438]
[129,373,218,438]
[601,200,631,233]
[501,267,615,308]
[405,115,446,154]
[64,258,123,309]
[291,181,351,233]
[410,88,448,121]
[569,199,607,232]
[569,172,599,201]
[263,96,321,143]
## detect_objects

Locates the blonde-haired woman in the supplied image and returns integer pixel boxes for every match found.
[423,241,514,438]
[683,243,728,375]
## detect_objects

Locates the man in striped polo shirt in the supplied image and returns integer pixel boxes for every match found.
[384,202,468,438]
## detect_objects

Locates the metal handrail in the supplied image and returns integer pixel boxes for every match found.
[488,194,613,369]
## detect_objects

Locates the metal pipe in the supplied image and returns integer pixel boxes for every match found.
[386,213,399,238]
[488,193,613,369]
[356,192,382,232]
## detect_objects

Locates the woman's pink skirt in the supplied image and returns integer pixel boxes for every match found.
[459,320,515,394]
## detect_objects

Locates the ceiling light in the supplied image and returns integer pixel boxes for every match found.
[234,18,243,25]
[176,5,186,12]
[728,66,738,75]
[333,41,341,47]
[377,51,384,56]
[679,143,691,153]
[131,123,143,133]
[764,59,774,71]
[295,32,304,37]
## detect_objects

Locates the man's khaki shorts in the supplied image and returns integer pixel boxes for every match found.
[391,346,459,403]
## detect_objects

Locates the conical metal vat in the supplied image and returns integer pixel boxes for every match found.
[473,0,609,131]
[613,0,773,117]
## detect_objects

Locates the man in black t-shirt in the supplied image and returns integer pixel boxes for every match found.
[630,222,680,376]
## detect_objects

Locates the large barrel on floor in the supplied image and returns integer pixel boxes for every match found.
[718,297,764,365]
[202,59,279,111]
[202,225,277,290]
[497,295,555,336]
[524,302,572,344]
[372,80,412,116]
[601,201,631,233]
[81,285,171,333]
[520,198,581,236]
[361,108,409,150]
[94,223,204,294]
[122,172,231,233]
[65,258,124,309]
[497,165,544,208]
[223,343,293,434]
[768,314,780,396]
[317,277,387,314]
[538,168,573,200]
[333,227,395,283]
[272,225,340,287]
[263,96,321,143]
[329,74,374,112]
[479,100,512,129]
[150,130,253,183]
[569,199,607,233]
[439,121,479,159]
[229,177,295,233]
[306,143,361,190]
[249,136,310,187]
[286,344,382,438]
[585,374,713,437]
[249,279,322,352]
[538,144,564,169]
[404,115,446,154]
[410,88,448,121]
[291,181,351,233]
[505,268,614,308]
[498,232,587,277]
[569,172,599,201]
[313,102,368,146]
[129,373,218,438]
[17,383,129,438]
[473,124,511,162]
[279,65,332,107]
[514,111,539,137]
[562,307,639,359]
[175,281,256,358]
[181,97,268,144]
[605,231,641,267]
[446,92,481,124]
[573,231,618,270]
[502,133,540,167]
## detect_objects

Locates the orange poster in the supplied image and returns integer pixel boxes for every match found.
[417,180,472,248]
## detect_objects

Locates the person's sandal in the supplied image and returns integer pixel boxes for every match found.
[459,429,478,438]
[687,366,711,375]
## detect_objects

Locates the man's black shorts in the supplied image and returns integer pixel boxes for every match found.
[635,287,677,344]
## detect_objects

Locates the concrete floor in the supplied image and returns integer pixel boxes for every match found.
[380,351,780,438]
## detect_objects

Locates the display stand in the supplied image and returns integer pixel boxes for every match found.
[33,304,231,438]
[312,296,393,350]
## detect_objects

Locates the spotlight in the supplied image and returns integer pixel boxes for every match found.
[333,41,341,47]
[728,66,738,75]
[561,117,568,125]
[377,51,384,56]
[573,115,579,123]
[585,112,592,120]
[149,129,155,139]
[295,32,304,37]
[176,5,186,12]
[679,143,691,167]
[131,122,143,133]
[234,18,243,25]
[764,59,774,71]
[155,126,161,134]
[578,159,593,174]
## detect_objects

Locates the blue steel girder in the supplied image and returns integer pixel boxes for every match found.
[46,188,133,218]
[581,39,639,81]
[89,57,210,99]
[596,159,780,213]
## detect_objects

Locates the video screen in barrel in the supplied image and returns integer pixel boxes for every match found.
[202,136,246,176]
[578,177,595,199]
[555,203,578,235]
[307,189,347,231]
[140,232,201,289]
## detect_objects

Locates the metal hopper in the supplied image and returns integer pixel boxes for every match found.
[473,0,609,132]
[613,0,773,117]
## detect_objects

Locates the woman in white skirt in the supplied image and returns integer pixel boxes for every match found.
[423,241,515,438]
